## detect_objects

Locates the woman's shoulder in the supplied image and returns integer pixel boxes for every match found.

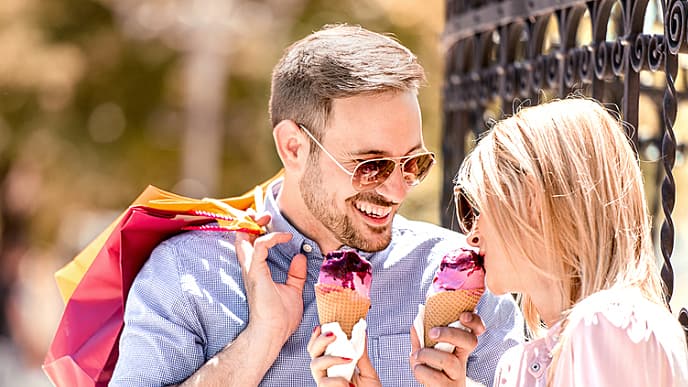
[562,287,687,357]
[566,287,677,336]
[553,288,688,386]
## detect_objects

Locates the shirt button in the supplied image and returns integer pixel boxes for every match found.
[303,244,313,253]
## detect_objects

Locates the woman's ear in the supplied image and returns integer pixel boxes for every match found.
[273,120,310,172]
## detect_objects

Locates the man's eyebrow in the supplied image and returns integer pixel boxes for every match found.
[349,144,425,158]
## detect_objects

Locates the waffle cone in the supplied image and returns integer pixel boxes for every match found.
[315,283,371,338]
[423,288,484,347]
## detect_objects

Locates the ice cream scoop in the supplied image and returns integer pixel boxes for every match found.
[430,248,484,293]
[423,247,485,347]
[315,250,372,338]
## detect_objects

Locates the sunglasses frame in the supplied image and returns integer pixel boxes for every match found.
[298,123,436,191]
[454,186,479,233]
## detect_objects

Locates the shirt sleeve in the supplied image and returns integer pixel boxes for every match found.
[110,239,206,387]
[553,306,688,387]
[468,289,525,387]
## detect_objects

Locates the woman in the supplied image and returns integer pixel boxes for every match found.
[310,97,688,386]
[452,98,688,386]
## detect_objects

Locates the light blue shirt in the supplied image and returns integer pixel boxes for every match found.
[111,179,523,386]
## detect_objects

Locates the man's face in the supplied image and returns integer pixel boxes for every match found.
[299,91,426,252]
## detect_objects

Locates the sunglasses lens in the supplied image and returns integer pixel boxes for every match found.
[456,189,478,233]
[350,153,435,191]
[352,159,397,190]
[402,153,435,186]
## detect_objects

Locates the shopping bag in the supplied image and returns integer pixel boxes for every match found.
[42,171,282,387]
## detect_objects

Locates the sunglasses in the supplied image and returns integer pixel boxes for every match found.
[454,187,479,233]
[298,124,436,192]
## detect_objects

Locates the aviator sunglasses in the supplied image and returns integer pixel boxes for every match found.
[455,186,479,233]
[298,124,436,192]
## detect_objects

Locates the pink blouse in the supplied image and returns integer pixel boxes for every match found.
[493,288,688,386]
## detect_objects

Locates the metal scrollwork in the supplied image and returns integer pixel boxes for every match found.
[564,48,580,88]
[441,0,686,341]
[648,34,665,71]
[595,41,615,80]
[631,34,650,72]
[667,0,688,54]
[611,38,626,76]
[531,56,546,92]
[517,62,533,97]
[546,53,561,89]
[579,45,595,83]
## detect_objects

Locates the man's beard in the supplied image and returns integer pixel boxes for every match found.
[299,160,394,252]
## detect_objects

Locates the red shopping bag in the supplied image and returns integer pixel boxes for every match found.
[43,171,282,387]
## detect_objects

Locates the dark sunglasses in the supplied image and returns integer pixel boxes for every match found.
[455,187,479,233]
[299,124,436,191]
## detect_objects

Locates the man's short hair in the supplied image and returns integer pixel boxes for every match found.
[269,24,426,141]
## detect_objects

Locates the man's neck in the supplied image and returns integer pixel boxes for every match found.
[276,178,342,254]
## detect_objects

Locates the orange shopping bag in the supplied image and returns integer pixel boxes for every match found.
[43,171,282,387]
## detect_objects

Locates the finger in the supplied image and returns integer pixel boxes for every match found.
[428,325,479,358]
[410,325,421,353]
[253,232,293,254]
[253,213,271,227]
[408,326,421,369]
[311,355,354,374]
[414,347,463,381]
[412,362,453,386]
[459,312,486,336]
[314,377,353,387]
[234,231,254,270]
[234,232,292,275]
[356,333,379,380]
[307,331,337,359]
[244,232,293,270]
[285,254,307,291]
[307,325,321,355]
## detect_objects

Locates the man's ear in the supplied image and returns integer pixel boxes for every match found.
[273,120,309,172]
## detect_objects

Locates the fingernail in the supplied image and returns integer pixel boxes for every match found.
[429,327,440,339]
[312,325,318,334]
[461,312,474,322]
[341,357,353,361]
[349,383,355,387]
[324,331,334,337]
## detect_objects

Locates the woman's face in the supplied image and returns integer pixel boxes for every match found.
[466,211,525,295]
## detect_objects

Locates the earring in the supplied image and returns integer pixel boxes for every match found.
[471,236,480,244]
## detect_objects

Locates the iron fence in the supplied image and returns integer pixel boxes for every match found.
[441,0,688,340]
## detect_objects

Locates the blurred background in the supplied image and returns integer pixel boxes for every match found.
[0,1,685,386]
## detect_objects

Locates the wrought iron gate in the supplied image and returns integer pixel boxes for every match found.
[441,0,687,339]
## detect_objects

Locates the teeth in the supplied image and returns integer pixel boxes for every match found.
[355,202,392,218]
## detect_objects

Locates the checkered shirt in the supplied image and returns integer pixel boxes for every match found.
[110,179,523,386]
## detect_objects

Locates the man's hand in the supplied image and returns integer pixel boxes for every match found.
[409,312,486,387]
[180,214,308,386]
[234,213,308,344]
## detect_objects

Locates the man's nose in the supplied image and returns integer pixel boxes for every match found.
[375,163,409,204]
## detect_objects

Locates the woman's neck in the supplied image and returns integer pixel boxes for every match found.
[527,279,566,327]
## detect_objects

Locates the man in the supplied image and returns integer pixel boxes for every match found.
[110,24,522,386]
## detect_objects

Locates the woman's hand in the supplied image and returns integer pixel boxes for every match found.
[308,325,381,387]
[409,312,486,386]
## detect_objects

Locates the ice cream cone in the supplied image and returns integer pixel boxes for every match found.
[423,288,484,347]
[315,283,371,338]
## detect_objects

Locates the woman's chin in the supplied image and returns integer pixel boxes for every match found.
[485,279,509,296]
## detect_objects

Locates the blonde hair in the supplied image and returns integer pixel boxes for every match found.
[455,98,665,337]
